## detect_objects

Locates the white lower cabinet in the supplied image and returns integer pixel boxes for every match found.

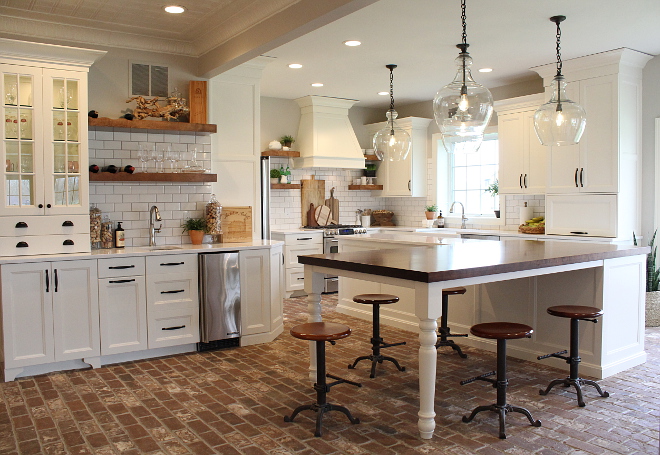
[98,257,147,355]
[272,231,322,297]
[1,259,99,380]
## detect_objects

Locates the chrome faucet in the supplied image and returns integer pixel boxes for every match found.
[450,201,468,229]
[149,205,162,246]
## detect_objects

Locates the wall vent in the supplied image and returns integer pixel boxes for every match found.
[130,62,168,97]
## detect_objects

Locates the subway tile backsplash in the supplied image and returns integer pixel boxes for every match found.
[88,127,212,247]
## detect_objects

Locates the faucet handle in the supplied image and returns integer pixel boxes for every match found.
[155,223,162,233]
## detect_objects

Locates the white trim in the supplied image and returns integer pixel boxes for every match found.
[655,118,660,231]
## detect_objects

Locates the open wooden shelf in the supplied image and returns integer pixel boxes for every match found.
[348,184,383,190]
[261,150,300,157]
[89,172,217,182]
[89,117,217,133]
[271,183,301,189]
[364,154,381,161]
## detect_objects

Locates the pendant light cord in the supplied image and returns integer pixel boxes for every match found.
[386,64,397,135]
[459,0,468,96]
[461,0,467,46]
[550,15,566,110]
[555,18,563,77]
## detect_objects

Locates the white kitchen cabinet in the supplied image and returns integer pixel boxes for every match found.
[495,94,546,194]
[272,231,323,297]
[1,259,99,381]
[98,257,147,355]
[364,117,432,197]
[145,254,199,349]
[0,40,104,255]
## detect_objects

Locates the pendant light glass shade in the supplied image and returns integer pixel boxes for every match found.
[373,65,411,161]
[533,15,586,146]
[433,51,493,154]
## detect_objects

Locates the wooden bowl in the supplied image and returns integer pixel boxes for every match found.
[518,225,545,234]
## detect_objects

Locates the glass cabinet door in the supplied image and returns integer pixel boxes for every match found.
[1,65,43,215]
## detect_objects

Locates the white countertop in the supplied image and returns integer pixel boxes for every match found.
[0,240,283,264]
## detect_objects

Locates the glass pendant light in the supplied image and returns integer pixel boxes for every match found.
[533,15,586,146]
[433,0,493,154]
[373,64,411,161]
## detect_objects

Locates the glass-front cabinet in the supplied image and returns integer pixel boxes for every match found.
[1,64,88,216]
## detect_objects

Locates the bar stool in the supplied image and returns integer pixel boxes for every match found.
[538,305,609,407]
[436,286,468,358]
[348,294,406,378]
[461,322,541,439]
[284,322,361,437]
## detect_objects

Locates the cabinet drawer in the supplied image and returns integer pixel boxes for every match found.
[285,245,323,268]
[147,273,198,312]
[286,268,306,291]
[98,257,146,278]
[146,254,197,275]
[283,232,323,246]
[0,215,88,237]
[545,194,617,237]
[0,233,90,256]
[148,309,199,349]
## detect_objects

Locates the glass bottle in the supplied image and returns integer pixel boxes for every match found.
[100,215,113,249]
[90,205,102,249]
[205,194,223,238]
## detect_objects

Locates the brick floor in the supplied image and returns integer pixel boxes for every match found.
[0,294,658,454]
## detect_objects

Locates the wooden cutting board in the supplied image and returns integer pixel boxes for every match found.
[301,176,325,226]
[324,187,339,224]
[314,205,332,226]
[220,206,252,243]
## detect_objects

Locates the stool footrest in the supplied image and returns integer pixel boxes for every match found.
[461,370,496,386]
[326,373,362,389]
[378,340,406,349]
[537,349,568,361]
[438,329,468,338]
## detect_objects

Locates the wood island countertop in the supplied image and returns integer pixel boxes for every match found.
[298,238,650,283]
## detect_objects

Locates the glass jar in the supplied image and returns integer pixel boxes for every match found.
[205,194,222,236]
[90,205,101,249]
[100,216,113,249]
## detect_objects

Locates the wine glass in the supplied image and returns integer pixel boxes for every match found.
[137,144,149,173]
[157,144,169,173]
[167,149,180,173]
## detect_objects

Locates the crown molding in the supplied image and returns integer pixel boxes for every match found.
[0,37,106,69]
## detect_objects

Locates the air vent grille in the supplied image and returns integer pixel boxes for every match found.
[130,62,168,97]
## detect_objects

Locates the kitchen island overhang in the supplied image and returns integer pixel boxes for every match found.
[298,237,649,440]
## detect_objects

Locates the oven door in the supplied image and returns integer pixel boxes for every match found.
[324,236,339,254]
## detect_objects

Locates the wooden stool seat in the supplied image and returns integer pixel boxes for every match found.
[470,322,533,340]
[284,322,361,437]
[349,294,406,378]
[290,322,351,342]
[443,287,467,296]
[538,305,609,407]
[546,305,603,319]
[461,321,540,439]
[437,286,469,358]
[353,294,399,305]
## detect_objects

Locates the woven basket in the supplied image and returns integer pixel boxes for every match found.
[372,210,394,226]
[518,225,545,234]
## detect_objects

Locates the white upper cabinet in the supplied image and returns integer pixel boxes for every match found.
[364,117,432,197]
[495,94,546,194]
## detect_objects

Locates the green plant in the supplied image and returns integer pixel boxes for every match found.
[485,179,499,197]
[425,204,438,212]
[365,163,377,171]
[181,217,206,233]
[279,165,291,176]
[279,135,295,145]
[634,230,659,291]
[270,168,281,179]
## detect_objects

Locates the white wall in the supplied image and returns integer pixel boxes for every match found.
[642,55,660,238]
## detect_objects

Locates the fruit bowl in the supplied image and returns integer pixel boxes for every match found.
[518,224,545,234]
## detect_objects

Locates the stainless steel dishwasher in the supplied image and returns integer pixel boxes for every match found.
[198,251,241,351]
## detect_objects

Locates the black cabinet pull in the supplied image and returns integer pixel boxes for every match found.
[108,279,136,284]
[62,220,74,227]
[296,238,312,241]
[408,180,411,191]
[297,277,305,280]
[38,204,43,208]
[519,174,523,189]
[54,269,58,292]
[46,204,51,208]
[63,239,74,246]
[580,168,584,187]
[570,231,589,235]
[108,265,135,270]
[162,325,185,331]
[524,174,528,188]
[45,269,49,292]
[574,168,579,187]
[160,262,184,266]
[16,241,28,248]
[15,221,28,228]
[161,289,185,294]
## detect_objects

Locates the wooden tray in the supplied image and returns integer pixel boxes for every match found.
[518,225,545,234]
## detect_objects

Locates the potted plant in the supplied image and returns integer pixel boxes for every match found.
[364,163,377,177]
[270,168,281,184]
[634,231,660,326]
[485,179,500,218]
[425,204,438,220]
[279,135,295,149]
[181,217,207,245]
[279,165,291,184]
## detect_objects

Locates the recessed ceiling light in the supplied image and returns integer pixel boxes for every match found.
[343,40,361,47]
[288,63,303,69]
[164,5,185,13]
[479,68,493,73]
[311,83,324,87]
[377,92,389,96]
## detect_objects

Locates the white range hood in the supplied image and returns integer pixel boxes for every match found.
[293,95,366,169]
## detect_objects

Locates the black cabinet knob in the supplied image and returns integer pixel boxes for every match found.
[15,221,28,228]
[38,204,43,208]
[46,204,51,208]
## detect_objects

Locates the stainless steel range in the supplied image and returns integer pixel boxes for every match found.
[302,225,367,293]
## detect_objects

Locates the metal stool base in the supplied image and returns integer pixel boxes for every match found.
[539,377,610,407]
[349,353,406,379]
[284,402,360,437]
[462,403,541,440]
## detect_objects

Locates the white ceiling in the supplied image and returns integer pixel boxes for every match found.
[1,0,659,109]
[259,0,660,107]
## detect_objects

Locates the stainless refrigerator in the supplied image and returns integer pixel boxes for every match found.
[198,251,241,351]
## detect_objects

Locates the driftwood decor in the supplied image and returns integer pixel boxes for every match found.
[126,88,189,120]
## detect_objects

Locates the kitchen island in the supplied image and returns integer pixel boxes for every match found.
[298,237,649,439]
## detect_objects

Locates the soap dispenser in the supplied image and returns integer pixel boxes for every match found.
[114,222,125,248]
[433,210,445,228]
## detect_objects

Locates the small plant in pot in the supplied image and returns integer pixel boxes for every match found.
[270,168,281,184]
[425,204,438,220]
[485,179,500,218]
[181,217,207,245]
[634,230,660,326]
[279,135,295,148]
[364,163,377,177]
